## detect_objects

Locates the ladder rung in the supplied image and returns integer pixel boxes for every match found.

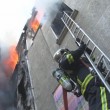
[86,40,90,46]
[105,71,110,80]
[62,17,65,22]
[80,34,85,42]
[97,55,104,66]
[76,29,81,38]
[102,58,110,71]
[65,17,70,25]
[62,13,66,20]
[70,23,74,30]
[64,15,68,23]
[67,19,72,28]
[73,26,77,33]
[90,46,96,57]
[62,13,66,21]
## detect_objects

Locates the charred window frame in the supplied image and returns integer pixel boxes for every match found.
[51,3,78,45]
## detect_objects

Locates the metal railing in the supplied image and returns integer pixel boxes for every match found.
[61,11,110,92]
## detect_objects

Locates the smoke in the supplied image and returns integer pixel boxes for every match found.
[34,0,63,24]
[0,68,17,110]
[0,0,63,109]
[0,45,18,110]
[0,46,17,109]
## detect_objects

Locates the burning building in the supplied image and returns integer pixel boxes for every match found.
[0,7,43,110]
[14,7,44,110]
[0,45,18,110]
[1,0,110,109]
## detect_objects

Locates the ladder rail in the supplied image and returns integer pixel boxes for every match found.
[97,55,104,66]
[62,11,110,63]
[90,46,96,57]
[61,18,76,39]
[105,71,110,80]
[61,11,110,92]
[85,52,110,93]
[80,34,85,43]
[72,35,110,93]
[103,58,110,71]
[76,29,81,38]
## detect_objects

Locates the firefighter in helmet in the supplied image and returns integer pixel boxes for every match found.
[53,42,110,110]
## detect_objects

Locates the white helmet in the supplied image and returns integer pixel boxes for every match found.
[53,48,69,63]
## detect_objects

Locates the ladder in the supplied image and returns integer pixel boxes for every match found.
[61,11,110,93]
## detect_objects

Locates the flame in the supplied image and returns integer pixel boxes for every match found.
[3,45,18,77]
[31,10,44,32]
[31,19,39,32]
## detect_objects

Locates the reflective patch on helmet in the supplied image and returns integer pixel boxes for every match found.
[66,54,74,64]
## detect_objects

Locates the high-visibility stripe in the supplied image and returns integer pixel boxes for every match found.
[77,74,94,95]
[77,77,82,85]
[81,74,94,95]
[66,54,74,64]
[100,87,108,110]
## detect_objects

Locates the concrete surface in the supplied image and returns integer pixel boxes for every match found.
[64,0,110,58]
[28,29,58,110]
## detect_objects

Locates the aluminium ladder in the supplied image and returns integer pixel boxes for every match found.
[61,11,110,93]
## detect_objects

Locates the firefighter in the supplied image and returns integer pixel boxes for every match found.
[53,43,110,110]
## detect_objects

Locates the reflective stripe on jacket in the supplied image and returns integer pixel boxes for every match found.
[77,73,94,95]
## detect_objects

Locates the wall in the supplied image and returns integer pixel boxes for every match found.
[42,0,110,58]
[64,0,110,57]
[28,29,58,110]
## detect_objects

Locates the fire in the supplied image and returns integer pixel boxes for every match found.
[31,19,39,32]
[31,10,44,32]
[3,45,18,77]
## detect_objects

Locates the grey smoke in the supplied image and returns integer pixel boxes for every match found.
[34,0,63,24]
[0,49,17,110]
[0,76,17,110]
[0,0,63,109]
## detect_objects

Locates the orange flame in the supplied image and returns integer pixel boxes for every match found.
[31,10,44,32]
[31,19,39,32]
[3,45,18,77]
